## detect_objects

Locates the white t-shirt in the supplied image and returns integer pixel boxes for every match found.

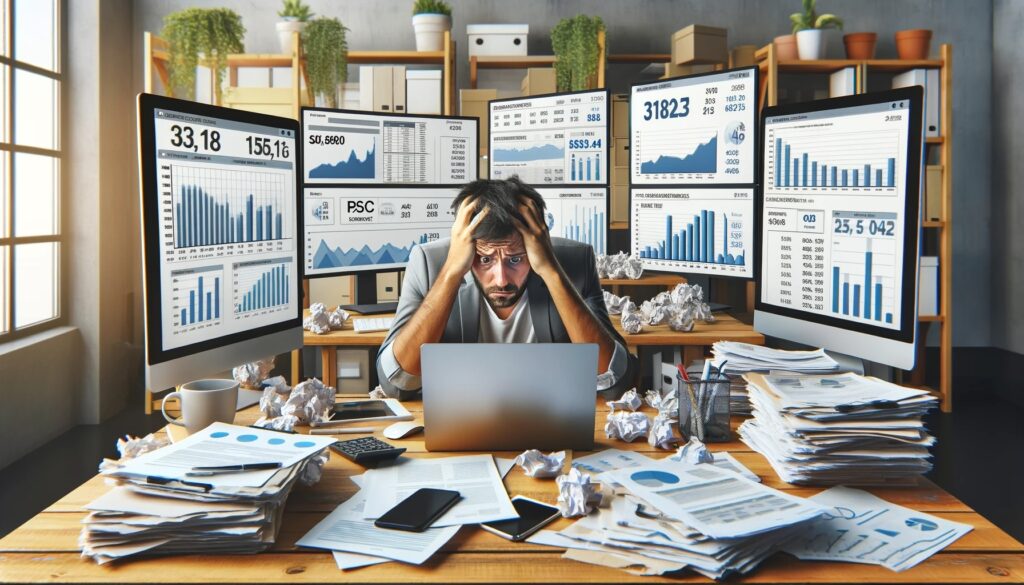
[478,291,538,344]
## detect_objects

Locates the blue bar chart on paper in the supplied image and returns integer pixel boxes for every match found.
[829,211,900,327]
[171,165,291,251]
[631,188,754,277]
[233,258,294,317]
[765,128,900,194]
[170,265,224,334]
[537,188,608,254]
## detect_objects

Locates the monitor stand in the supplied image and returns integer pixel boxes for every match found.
[824,350,866,375]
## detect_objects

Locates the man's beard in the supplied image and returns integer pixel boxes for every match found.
[480,283,525,309]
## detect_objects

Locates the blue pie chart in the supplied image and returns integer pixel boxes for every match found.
[905,518,938,531]
[629,470,680,488]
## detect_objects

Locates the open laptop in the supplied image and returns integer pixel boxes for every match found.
[421,344,598,451]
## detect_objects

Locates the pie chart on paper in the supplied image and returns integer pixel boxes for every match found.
[905,518,938,531]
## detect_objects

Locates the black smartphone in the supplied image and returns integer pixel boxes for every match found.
[374,488,461,532]
[480,496,561,541]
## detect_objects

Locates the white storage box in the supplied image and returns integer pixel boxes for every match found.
[919,256,939,315]
[467,24,529,57]
[406,69,442,114]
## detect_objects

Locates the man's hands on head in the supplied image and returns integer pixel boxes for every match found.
[513,196,561,282]
[442,196,489,281]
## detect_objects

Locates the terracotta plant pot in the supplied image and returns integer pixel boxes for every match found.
[895,29,932,60]
[774,34,798,60]
[843,32,877,59]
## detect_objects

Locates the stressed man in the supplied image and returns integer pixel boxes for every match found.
[376,177,631,400]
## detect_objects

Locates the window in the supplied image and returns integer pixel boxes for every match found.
[0,0,62,339]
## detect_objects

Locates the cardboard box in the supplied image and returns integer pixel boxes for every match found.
[672,24,728,65]
[611,94,629,138]
[479,154,490,179]
[467,24,528,57]
[392,66,407,113]
[336,349,370,394]
[376,271,400,303]
[308,275,355,306]
[925,165,943,221]
[460,88,497,155]
[611,183,629,224]
[221,87,310,119]
[406,70,442,114]
[613,138,630,167]
[730,44,757,68]
[663,62,717,79]
[919,256,939,315]
[521,68,556,96]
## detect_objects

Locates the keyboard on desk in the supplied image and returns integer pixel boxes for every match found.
[352,316,395,333]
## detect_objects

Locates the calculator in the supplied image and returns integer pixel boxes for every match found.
[330,437,406,465]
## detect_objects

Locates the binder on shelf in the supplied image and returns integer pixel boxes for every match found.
[359,66,395,112]
[919,257,939,316]
[892,68,940,137]
[392,66,407,113]
[829,67,857,98]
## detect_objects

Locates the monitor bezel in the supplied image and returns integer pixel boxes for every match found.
[137,93,304,366]
[627,66,760,280]
[754,86,925,345]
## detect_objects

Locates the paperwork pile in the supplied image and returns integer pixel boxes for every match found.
[710,342,841,415]
[531,449,826,579]
[739,373,937,485]
[81,423,336,564]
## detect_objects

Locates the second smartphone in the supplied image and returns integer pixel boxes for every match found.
[374,488,461,532]
[480,496,561,541]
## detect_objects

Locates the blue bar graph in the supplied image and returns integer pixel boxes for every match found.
[569,152,602,183]
[772,136,897,189]
[236,263,291,314]
[175,185,285,249]
[639,210,745,266]
[563,206,605,252]
[172,267,222,330]
[831,243,891,323]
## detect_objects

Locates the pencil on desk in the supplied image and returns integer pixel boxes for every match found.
[308,427,375,435]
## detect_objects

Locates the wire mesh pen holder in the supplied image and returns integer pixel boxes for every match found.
[677,375,731,442]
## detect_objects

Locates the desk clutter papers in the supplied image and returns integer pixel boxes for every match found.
[81,424,335,564]
[739,373,938,485]
[531,450,824,579]
[782,486,972,571]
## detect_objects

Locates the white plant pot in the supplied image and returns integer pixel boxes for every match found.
[276,20,305,54]
[412,13,451,52]
[795,29,826,60]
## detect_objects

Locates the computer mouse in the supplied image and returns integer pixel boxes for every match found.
[383,421,424,440]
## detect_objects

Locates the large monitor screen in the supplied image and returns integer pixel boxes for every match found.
[536,187,608,254]
[755,88,924,368]
[489,90,609,186]
[139,95,301,365]
[630,68,756,185]
[304,186,460,276]
[631,188,754,278]
[302,108,477,185]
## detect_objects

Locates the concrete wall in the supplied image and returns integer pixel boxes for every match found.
[134,0,995,347]
[991,0,1024,355]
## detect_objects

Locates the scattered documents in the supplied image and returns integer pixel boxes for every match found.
[361,454,517,526]
[298,489,460,565]
[709,342,841,414]
[739,373,937,485]
[783,486,972,571]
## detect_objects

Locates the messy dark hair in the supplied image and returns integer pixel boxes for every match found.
[450,176,547,241]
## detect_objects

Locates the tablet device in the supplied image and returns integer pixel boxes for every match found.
[331,399,414,424]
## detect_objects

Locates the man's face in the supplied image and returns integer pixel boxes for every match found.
[471,233,531,309]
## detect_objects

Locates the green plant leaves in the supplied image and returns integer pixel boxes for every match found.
[412,0,452,16]
[162,8,245,102]
[279,0,314,21]
[551,15,605,92]
[303,18,348,108]
[790,0,841,33]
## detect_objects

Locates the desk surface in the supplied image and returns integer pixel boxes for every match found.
[303,311,765,347]
[2,402,1022,584]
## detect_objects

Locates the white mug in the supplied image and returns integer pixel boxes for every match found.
[161,379,239,434]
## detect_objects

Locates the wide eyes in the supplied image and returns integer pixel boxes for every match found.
[477,255,523,266]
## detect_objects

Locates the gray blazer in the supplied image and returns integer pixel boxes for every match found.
[376,237,632,400]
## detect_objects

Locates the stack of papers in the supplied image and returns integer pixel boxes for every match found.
[533,450,824,579]
[709,342,841,415]
[739,373,938,485]
[81,423,336,564]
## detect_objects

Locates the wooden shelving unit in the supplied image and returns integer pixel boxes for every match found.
[469,31,607,89]
[347,30,457,115]
[755,43,954,412]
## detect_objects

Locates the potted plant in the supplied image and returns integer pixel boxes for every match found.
[843,32,877,59]
[895,29,932,60]
[551,15,606,92]
[412,0,452,52]
[774,34,798,60]
[276,0,313,55]
[303,17,348,108]
[789,0,843,60]
[162,8,245,103]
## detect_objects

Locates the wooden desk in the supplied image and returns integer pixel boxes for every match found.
[302,312,765,387]
[2,402,1022,583]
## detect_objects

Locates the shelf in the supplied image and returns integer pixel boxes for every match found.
[919,314,945,322]
[609,221,628,231]
[865,59,944,72]
[607,53,671,64]
[923,220,945,228]
[348,50,447,65]
[775,59,861,73]
[926,136,944,144]
[601,274,687,287]
[471,55,556,69]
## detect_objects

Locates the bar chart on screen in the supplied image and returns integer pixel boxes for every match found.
[233,258,293,318]
[764,129,902,196]
[537,188,607,253]
[631,188,753,277]
[830,211,900,327]
[170,265,224,335]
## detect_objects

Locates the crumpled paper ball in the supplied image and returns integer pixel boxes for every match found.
[604,411,651,442]
[607,388,642,412]
[233,357,275,388]
[644,389,679,417]
[99,433,171,472]
[641,301,671,326]
[555,468,604,517]
[514,449,566,478]
[258,377,294,420]
[670,436,715,465]
[596,252,644,280]
[328,307,350,329]
[297,449,330,486]
[648,412,678,450]
[603,290,632,315]
[368,386,388,400]
[620,301,643,334]
[303,303,352,335]
[254,378,336,432]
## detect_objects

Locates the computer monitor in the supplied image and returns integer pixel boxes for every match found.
[300,107,478,277]
[138,94,303,391]
[490,90,610,253]
[629,67,758,278]
[754,87,924,369]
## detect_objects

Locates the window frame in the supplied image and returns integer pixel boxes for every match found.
[0,0,65,341]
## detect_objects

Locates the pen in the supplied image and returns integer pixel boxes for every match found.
[309,427,375,435]
[186,462,283,476]
[145,475,212,491]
